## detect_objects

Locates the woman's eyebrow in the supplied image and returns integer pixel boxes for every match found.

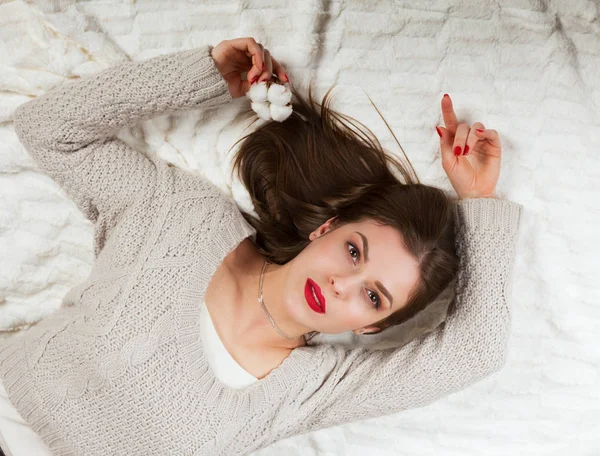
[355,231,394,309]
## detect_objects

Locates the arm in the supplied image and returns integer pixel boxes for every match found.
[12,45,232,254]
[275,197,523,436]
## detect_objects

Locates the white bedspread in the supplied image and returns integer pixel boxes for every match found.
[0,1,598,455]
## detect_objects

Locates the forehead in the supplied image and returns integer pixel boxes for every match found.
[342,220,406,253]
[339,219,400,243]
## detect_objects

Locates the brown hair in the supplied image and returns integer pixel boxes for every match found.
[228,81,460,338]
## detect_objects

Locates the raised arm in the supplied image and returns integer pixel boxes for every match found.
[12,45,232,254]
[274,197,523,437]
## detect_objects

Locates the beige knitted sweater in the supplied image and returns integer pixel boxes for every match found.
[1,44,523,455]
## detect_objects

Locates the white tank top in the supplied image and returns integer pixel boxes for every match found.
[199,299,259,389]
[0,300,258,456]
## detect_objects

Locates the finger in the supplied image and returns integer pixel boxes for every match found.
[463,122,485,155]
[474,128,502,150]
[438,126,455,163]
[270,55,289,83]
[441,94,458,135]
[452,123,471,157]
[250,43,265,82]
[228,37,264,81]
[258,48,273,82]
[229,37,263,68]
[257,43,265,71]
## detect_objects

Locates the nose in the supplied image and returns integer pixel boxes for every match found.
[329,277,338,297]
[329,275,355,299]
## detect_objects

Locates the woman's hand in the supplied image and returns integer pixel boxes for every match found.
[211,37,289,99]
[436,95,502,200]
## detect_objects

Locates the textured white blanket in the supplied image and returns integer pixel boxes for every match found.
[0,0,598,454]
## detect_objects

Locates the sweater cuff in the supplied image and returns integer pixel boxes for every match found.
[178,44,233,105]
[454,198,523,235]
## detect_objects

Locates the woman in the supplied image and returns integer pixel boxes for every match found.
[0,37,522,455]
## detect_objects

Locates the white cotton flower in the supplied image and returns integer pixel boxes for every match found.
[270,104,293,122]
[246,81,268,102]
[251,102,271,121]
[246,79,293,122]
[267,82,292,106]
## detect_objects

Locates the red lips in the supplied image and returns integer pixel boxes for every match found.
[306,278,326,313]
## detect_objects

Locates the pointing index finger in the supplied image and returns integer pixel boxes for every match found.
[441,94,458,135]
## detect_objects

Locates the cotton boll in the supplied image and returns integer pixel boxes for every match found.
[251,102,271,121]
[270,103,293,122]
[247,81,293,122]
[267,82,292,106]
[246,81,268,103]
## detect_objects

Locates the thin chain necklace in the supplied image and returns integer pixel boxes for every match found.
[258,259,299,340]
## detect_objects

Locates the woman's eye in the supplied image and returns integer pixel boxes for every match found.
[368,291,382,309]
[347,242,381,309]
[347,242,360,263]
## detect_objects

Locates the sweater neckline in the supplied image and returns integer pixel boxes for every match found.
[175,201,320,404]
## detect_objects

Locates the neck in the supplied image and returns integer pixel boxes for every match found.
[229,245,310,351]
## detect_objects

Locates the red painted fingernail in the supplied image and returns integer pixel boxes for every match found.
[435,126,442,137]
[454,146,462,156]
[476,129,484,133]
[463,145,469,155]
[250,75,258,85]
[284,73,289,82]
[444,94,449,99]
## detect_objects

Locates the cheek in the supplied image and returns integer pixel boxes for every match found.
[309,239,339,264]
[334,303,367,328]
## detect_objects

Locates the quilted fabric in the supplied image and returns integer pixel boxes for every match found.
[0,1,596,455]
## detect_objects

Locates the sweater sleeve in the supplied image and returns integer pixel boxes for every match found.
[275,198,523,438]
[11,45,233,255]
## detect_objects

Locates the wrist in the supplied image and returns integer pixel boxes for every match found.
[458,192,499,201]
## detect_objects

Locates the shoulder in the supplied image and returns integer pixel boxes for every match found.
[162,163,251,225]
[165,162,226,197]
[226,238,259,270]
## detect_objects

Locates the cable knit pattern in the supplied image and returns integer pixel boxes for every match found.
[0,44,524,456]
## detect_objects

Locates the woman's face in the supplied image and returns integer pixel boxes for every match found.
[283,217,421,335]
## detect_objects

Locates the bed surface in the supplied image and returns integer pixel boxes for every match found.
[0,1,598,455]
